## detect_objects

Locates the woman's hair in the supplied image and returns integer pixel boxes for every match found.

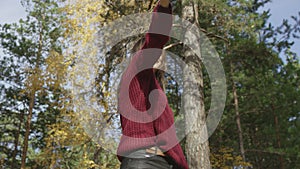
[130,37,145,54]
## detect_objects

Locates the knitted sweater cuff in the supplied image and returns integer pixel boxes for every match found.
[156,3,172,14]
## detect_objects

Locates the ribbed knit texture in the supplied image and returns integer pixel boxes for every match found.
[117,3,188,169]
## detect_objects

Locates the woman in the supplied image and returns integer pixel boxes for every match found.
[117,1,188,168]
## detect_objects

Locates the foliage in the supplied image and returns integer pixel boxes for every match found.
[0,0,299,168]
[210,147,252,169]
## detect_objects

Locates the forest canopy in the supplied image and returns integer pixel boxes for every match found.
[0,0,299,168]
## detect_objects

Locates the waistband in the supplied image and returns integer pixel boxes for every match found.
[126,146,165,158]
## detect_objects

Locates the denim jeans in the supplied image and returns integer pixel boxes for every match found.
[120,155,173,169]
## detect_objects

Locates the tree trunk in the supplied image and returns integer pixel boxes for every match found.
[21,93,35,169]
[272,104,284,169]
[11,110,24,169]
[182,1,211,168]
[21,18,44,168]
[92,146,102,169]
[230,61,246,161]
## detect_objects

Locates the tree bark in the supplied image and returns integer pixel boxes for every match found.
[271,104,285,169]
[21,16,44,168]
[92,146,102,169]
[182,1,211,168]
[21,92,35,169]
[230,61,246,161]
[11,110,24,169]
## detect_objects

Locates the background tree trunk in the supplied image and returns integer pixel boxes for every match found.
[21,92,35,169]
[230,61,246,161]
[11,111,24,169]
[182,1,211,168]
[21,16,44,168]
[272,104,285,169]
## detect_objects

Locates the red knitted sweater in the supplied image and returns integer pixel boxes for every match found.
[117,4,188,169]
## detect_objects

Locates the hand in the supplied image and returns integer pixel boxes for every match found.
[159,0,170,8]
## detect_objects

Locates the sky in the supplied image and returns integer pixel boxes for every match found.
[261,0,300,59]
[0,0,299,58]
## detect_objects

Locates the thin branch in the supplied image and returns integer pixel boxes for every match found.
[207,33,229,43]
[172,24,229,43]
[246,149,285,156]
[148,0,154,10]
[164,42,183,50]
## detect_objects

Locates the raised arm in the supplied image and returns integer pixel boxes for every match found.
[142,0,172,50]
[132,1,172,71]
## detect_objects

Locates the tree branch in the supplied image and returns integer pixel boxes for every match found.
[172,24,229,43]
[164,42,183,50]
[148,0,154,10]
[246,149,285,155]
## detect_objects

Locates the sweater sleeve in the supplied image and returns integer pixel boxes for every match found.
[143,3,173,49]
[134,3,173,70]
